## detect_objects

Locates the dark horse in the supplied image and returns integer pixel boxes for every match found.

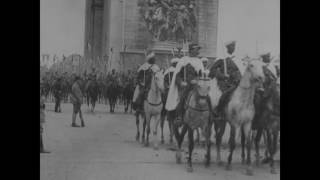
[85,79,99,112]
[133,85,147,143]
[252,78,280,174]
[107,80,120,113]
[159,89,175,145]
[174,77,212,172]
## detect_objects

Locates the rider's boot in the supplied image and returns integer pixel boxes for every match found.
[71,113,80,127]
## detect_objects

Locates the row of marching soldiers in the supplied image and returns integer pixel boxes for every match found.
[40,67,137,153]
[132,41,279,122]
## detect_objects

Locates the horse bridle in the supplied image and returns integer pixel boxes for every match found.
[146,100,163,106]
[185,89,210,112]
[146,71,163,107]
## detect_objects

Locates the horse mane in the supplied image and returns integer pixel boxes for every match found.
[239,68,252,89]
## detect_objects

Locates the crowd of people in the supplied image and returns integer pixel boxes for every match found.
[40,67,138,153]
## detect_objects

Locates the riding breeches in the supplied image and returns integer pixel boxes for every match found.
[135,86,148,109]
[216,86,237,113]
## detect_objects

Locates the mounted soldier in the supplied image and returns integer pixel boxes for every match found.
[209,40,242,117]
[261,52,278,88]
[253,51,278,116]
[165,43,208,122]
[132,50,160,111]
[252,51,280,169]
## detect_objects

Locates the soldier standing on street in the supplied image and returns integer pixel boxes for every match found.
[40,94,50,153]
[70,76,85,127]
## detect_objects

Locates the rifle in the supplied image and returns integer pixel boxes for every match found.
[221,40,229,77]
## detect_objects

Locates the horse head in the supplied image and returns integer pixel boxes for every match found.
[243,58,265,89]
[152,70,165,93]
[196,70,210,97]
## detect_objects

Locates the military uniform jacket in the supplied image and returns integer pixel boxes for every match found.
[209,57,241,92]
[175,63,199,90]
[165,56,204,111]
[109,74,119,86]
[71,82,83,105]
[53,80,63,97]
[137,63,160,90]
[263,65,277,97]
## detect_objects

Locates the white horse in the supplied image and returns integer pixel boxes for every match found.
[224,59,265,175]
[144,70,165,149]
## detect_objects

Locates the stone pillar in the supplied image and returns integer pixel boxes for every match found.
[106,0,125,72]
[84,0,92,59]
[102,0,111,65]
[84,0,104,61]
[197,0,219,58]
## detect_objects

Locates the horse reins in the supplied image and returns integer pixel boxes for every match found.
[146,100,162,106]
[186,105,209,112]
[146,71,162,107]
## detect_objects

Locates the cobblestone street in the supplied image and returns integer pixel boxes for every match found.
[40,102,279,180]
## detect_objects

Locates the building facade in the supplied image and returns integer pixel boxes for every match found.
[84,0,219,72]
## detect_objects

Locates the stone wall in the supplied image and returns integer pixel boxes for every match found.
[85,0,219,72]
[84,0,104,60]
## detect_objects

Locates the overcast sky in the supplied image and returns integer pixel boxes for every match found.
[40,0,279,58]
[40,0,85,57]
[217,0,280,58]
